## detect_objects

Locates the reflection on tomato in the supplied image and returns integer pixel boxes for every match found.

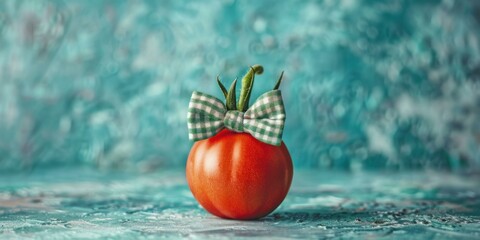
[186,129,293,220]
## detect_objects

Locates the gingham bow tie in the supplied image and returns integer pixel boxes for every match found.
[187,90,286,146]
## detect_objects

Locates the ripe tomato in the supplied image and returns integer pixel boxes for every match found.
[186,129,293,220]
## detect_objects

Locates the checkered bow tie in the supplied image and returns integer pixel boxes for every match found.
[187,90,286,146]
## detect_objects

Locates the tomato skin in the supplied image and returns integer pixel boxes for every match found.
[186,129,293,220]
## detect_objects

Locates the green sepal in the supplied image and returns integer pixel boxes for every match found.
[226,78,237,110]
[216,75,228,99]
[273,71,284,90]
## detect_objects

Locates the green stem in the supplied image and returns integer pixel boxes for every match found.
[237,64,263,112]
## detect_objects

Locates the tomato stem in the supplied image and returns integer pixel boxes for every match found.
[238,64,263,112]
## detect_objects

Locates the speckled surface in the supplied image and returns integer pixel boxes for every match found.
[1,169,479,239]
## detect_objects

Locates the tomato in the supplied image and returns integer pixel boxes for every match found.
[186,129,293,220]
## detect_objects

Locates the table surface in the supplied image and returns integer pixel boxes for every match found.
[1,169,479,239]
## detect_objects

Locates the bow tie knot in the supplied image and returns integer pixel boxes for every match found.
[224,111,245,132]
[187,90,286,146]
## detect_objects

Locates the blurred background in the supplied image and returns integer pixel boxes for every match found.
[1,0,479,173]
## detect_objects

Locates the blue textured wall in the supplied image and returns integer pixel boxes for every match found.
[0,0,479,171]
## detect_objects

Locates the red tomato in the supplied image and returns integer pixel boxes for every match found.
[186,129,293,220]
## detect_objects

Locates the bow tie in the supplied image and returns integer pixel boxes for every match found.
[187,90,286,146]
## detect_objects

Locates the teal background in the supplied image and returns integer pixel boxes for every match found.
[1,0,480,172]
[1,2,480,239]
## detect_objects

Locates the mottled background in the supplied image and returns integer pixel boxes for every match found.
[1,0,479,172]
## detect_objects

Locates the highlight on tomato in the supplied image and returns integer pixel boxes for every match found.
[186,64,293,220]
